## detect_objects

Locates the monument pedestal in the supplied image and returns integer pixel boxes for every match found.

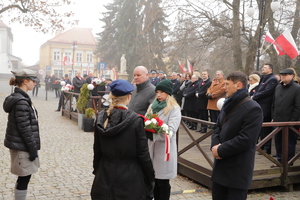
[118,73,129,80]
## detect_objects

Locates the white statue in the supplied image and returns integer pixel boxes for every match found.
[120,54,127,74]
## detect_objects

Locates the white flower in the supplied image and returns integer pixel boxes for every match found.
[161,124,169,131]
[145,120,151,126]
[151,118,157,125]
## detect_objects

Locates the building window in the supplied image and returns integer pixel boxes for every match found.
[53,69,63,79]
[76,53,82,62]
[54,51,61,61]
[87,54,93,63]
[65,52,71,61]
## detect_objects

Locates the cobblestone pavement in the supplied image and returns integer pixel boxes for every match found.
[0,81,300,199]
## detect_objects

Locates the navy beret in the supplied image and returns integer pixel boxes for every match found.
[110,79,134,96]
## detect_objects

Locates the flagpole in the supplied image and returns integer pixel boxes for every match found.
[261,40,277,55]
[256,0,266,71]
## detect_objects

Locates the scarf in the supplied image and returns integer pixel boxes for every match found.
[222,88,249,114]
[248,82,259,93]
[151,99,167,114]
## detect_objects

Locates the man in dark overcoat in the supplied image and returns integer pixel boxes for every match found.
[252,63,278,154]
[211,71,263,200]
[273,69,300,165]
[196,71,212,133]
[170,72,181,100]
[183,74,200,130]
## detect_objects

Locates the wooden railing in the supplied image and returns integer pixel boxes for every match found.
[60,94,300,191]
[178,116,300,191]
[60,91,109,122]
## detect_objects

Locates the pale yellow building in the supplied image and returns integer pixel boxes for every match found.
[39,27,98,79]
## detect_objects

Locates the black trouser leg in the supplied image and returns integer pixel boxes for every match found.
[212,181,247,200]
[275,128,298,163]
[153,179,170,200]
[198,109,208,130]
[259,126,272,154]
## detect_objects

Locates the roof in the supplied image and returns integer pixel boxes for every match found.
[0,20,9,28]
[44,27,97,47]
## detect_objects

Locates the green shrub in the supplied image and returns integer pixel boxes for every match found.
[85,108,95,119]
[77,83,90,114]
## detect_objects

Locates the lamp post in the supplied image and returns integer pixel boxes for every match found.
[71,41,77,78]
[247,0,280,71]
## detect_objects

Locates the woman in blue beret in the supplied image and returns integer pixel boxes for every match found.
[146,79,181,200]
[91,79,155,200]
[3,69,41,200]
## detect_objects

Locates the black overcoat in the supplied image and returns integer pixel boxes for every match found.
[91,108,154,200]
[211,89,263,190]
[183,80,199,111]
[252,73,278,119]
[196,78,212,110]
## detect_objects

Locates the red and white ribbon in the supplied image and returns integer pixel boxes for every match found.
[164,133,170,161]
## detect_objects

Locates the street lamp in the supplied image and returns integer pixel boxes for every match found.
[71,41,77,78]
[247,0,280,71]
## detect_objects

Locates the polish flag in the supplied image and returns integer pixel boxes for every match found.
[177,59,186,73]
[264,31,285,55]
[275,30,299,59]
[186,59,193,73]
[63,56,68,65]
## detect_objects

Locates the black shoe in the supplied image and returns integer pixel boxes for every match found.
[55,110,60,112]
[200,129,207,133]
[196,128,203,132]
[191,126,197,130]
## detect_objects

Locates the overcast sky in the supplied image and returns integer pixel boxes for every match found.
[2,0,110,66]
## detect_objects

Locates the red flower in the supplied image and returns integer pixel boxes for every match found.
[154,117,164,126]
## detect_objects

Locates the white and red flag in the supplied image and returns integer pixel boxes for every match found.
[63,56,68,65]
[177,59,186,73]
[275,30,299,59]
[186,59,193,73]
[264,31,285,55]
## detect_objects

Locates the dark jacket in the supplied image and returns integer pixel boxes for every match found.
[252,73,278,119]
[128,79,156,115]
[183,80,200,111]
[248,84,259,97]
[211,88,263,189]
[171,79,181,95]
[3,87,40,158]
[149,77,159,86]
[72,76,86,93]
[196,78,212,110]
[91,108,154,200]
[52,78,61,89]
[273,80,300,122]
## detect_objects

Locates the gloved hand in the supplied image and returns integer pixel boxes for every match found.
[29,151,38,161]
[206,93,213,99]
[146,181,155,199]
[145,131,153,141]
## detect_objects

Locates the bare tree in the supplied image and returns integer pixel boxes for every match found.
[0,0,76,33]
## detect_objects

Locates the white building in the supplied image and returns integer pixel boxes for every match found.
[0,20,21,79]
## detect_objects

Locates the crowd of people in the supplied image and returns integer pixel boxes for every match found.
[3,64,300,200]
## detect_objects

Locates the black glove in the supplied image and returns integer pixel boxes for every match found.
[146,181,155,199]
[145,131,153,141]
[206,93,213,99]
[29,151,38,161]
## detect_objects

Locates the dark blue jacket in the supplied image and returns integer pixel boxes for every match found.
[211,89,263,189]
[252,73,278,119]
